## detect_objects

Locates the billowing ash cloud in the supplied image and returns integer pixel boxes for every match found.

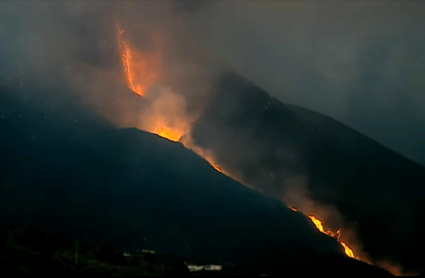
[0,1,216,128]
[177,1,425,166]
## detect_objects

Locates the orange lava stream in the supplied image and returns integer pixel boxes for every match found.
[212,164,222,173]
[340,241,355,258]
[290,207,355,259]
[117,24,138,95]
[116,23,160,97]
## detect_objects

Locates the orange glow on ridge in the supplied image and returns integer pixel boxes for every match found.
[212,164,222,172]
[155,127,182,142]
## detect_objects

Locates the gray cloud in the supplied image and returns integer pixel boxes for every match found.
[179,1,425,165]
[0,0,424,165]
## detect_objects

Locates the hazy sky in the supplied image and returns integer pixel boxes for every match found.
[182,1,425,166]
[0,0,424,166]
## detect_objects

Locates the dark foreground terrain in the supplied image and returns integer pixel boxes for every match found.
[0,224,391,276]
[0,224,189,276]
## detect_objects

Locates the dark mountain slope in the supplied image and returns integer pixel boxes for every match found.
[0,79,391,275]
[189,71,425,274]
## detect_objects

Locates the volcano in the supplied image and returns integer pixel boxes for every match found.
[188,71,425,275]
[0,79,394,275]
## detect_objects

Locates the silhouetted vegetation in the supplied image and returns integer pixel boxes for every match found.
[168,260,190,276]
[0,223,261,276]
[0,223,181,276]
[95,242,127,266]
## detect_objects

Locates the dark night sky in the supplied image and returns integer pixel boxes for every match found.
[0,1,424,166]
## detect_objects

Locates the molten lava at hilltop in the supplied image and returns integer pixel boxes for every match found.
[116,22,189,143]
[115,22,228,175]
[290,207,355,259]
[156,127,181,142]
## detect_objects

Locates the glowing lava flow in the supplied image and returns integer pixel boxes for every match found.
[309,215,354,258]
[212,164,222,173]
[290,207,355,259]
[116,23,160,97]
[340,242,355,258]
[117,24,138,95]
[308,215,325,233]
